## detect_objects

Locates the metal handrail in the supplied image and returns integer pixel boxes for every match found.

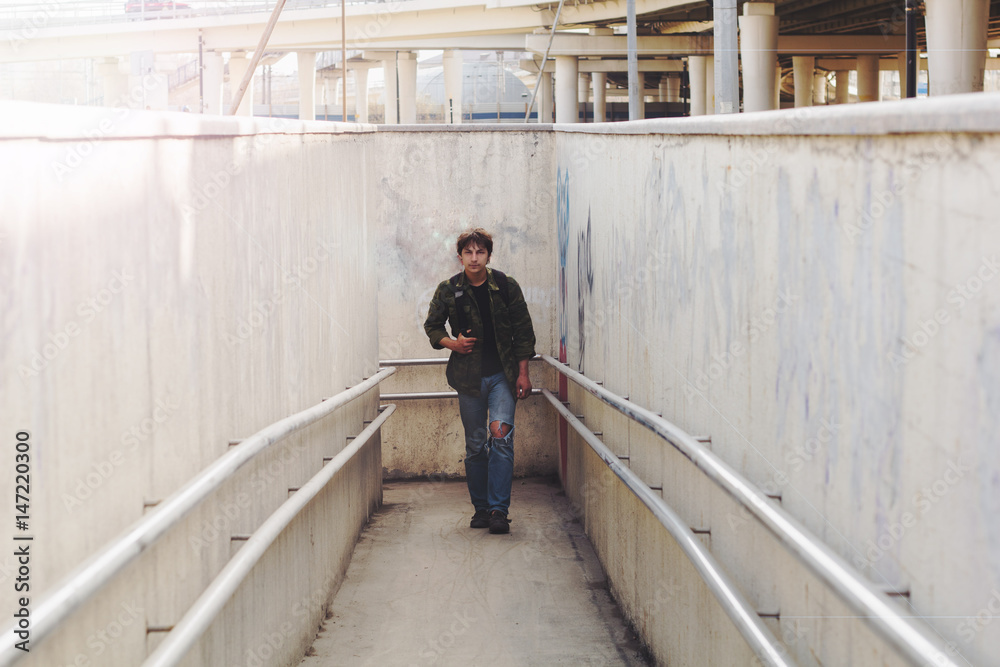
[376,357,543,399]
[142,404,397,667]
[380,389,542,400]
[378,355,541,367]
[168,58,200,89]
[542,390,794,667]
[379,357,448,366]
[540,355,957,667]
[0,367,396,667]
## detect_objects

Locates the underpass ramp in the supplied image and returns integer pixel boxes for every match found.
[300,477,651,666]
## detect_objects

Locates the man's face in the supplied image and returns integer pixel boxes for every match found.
[459,242,490,276]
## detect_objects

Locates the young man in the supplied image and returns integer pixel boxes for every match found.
[423,228,536,534]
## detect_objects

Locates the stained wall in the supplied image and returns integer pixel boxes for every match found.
[0,103,382,667]
[371,126,560,482]
[555,96,1000,666]
[3,93,1000,667]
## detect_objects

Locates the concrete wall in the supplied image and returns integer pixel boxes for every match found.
[5,92,1000,667]
[371,126,560,481]
[0,103,383,666]
[555,95,1000,666]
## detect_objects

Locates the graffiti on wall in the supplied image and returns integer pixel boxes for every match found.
[577,211,594,372]
[557,167,570,363]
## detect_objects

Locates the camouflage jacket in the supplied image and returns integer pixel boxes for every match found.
[423,268,536,397]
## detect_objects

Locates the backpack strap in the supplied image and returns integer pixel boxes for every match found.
[490,269,511,307]
[449,272,471,335]
[448,270,511,337]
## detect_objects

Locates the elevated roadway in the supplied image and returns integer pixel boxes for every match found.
[5,0,986,64]
[0,0,677,63]
[2,1,998,125]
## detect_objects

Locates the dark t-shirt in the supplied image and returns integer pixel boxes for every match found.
[470,281,504,377]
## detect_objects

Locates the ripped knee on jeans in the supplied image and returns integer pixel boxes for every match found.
[490,420,512,439]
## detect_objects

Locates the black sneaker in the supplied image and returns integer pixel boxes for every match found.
[470,509,490,528]
[489,510,511,534]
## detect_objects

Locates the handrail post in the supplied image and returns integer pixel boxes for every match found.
[543,389,794,667]
[540,355,958,667]
[141,405,397,667]
[0,368,395,666]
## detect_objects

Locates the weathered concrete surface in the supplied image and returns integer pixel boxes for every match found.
[554,98,1000,665]
[0,103,383,667]
[380,390,559,481]
[370,129,559,480]
[6,94,1000,667]
[299,478,651,667]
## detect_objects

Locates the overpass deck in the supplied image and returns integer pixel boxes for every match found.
[300,477,651,666]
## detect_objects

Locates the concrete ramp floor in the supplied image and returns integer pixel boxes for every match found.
[300,477,652,666]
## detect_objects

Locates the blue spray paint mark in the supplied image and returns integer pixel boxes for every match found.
[557,167,570,357]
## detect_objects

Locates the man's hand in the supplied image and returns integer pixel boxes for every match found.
[515,373,532,400]
[443,331,477,354]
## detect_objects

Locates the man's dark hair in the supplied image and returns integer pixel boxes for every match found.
[456,228,493,257]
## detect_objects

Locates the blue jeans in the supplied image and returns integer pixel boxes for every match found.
[458,372,516,514]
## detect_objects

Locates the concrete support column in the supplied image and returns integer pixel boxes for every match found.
[925,0,989,95]
[857,54,880,102]
[319,73,340,120]
[98,57,128,108]
[297,51,317,120]
[354,67,369,123]
[713,0,739,113]
[578,72,590,103]
[835,70,850,103]
[793,55,814,107]
[539,71,553,123]
[382,57,398,124]
[658,77,668,102]
[443,49,463,124]
[398,52,417,124]
[704,56,715,115]
[317,73,330,117]
[813,71,828,104]
[228,52,255,116]
[593,72,607,122]
[636,72,646,119]
[897,52,909,98]
[202,51,224,114]
[775,64,782,108]
[739,2,778,112]
[689,56,708,115]
[578,72,590,121]
[555,56,579,123]
[665,74,681,102]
